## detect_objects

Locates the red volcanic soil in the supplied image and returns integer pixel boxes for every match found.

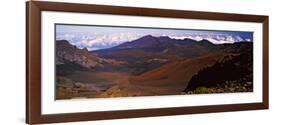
[128,53,227,94]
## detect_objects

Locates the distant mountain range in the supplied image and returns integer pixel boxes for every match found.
[93,35,251,59]
[93,35,212,61]
[56,31,252,50]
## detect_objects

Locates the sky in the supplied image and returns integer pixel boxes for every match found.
[56,24,253,51]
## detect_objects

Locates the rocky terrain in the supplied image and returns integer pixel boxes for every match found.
[183,52,253,94]
[56,40,104,68]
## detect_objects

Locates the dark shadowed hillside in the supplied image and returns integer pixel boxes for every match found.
[183,51,253,93]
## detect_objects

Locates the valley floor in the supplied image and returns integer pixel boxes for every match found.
[56,71,253,100]
[56,71,187,99]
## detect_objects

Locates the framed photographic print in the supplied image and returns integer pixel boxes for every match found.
[26,1,269,124]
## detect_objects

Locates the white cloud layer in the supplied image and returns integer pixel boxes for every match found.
[56,32,252,50]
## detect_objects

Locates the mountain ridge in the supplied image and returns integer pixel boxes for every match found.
[56,40,127,70]
[56,40,104,68]
[93,35,252,61]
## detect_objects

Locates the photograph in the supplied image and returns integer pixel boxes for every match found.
[55,24,254,100]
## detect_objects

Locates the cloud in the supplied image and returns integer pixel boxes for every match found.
[56,31,252,50]
[169,34,249,44]
[57,32,145,50]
